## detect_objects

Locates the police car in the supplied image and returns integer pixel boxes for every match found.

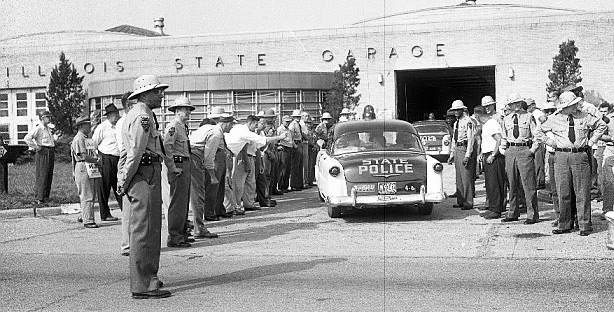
[412,120,452,162]
[316,119,445,218]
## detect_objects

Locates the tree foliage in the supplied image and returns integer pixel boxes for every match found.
[322,57,361,121]
[46,52,87,135]
[547,40,582,93]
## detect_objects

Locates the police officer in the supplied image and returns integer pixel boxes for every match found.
[447,100,477,210]
[289,109,305,191]
[117,75,170,299]
[536,91,606,236]
[71,116,100,229]
[163,96,195,248]
[500,93,539,224]
[24,110,56,205]
[314,112,334,149]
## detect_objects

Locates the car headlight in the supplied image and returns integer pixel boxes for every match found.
[433,163,443,172]
[329,166,341,177]
[443,140,450,146]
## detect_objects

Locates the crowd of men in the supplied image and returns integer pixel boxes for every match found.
[447,84,614,238]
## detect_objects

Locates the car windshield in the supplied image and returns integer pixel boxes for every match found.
[331,131,422,155]
[414,123,449,134]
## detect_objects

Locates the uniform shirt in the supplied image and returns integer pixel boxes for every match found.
[277,124,294,148]
[535,110,606,149]
[481,118,502,154]
[24,124,55,149]
[501,111,538,149]
[115,115,126,154]
[118,102,164,189]
[314,122,334,147]
[289,119,303,142]
[71,131,91,163]
[225,124,267,156]
[92,119,120,156]
[163,119,191,172]
[189,124,223,170]
[531,108,545,126]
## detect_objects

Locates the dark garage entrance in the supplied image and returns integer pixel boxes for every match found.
[396,66,495,123]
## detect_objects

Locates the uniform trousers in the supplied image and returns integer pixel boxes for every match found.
[223,156,238,213]
[98,153,122,219]
[74,162,96,224]
[35,146,55,202]
[534,143,546,188]
[126,163,162,293]
[592,146,604,196]
[453,145,476,208]
[483,152,506,214]
[278,146,291,191]
[307,144,317,184]
[554,151,591,231]
[548,152,559,216]
[601,154,614,214]
[301,142,309,187]
[268,149,280,193]
[121,195,130,253]
[505,146,539,221]
[212,150,227,216]
[290,143,304,189]
[233,155,256,210]
[167,160,191,245]
[256,151,271,204]
[189,153,214,236]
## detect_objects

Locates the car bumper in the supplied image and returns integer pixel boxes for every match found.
[328,185,445,208]
[425,149,450,156]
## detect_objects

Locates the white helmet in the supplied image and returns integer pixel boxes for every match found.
[168,96,195,112]
[128,75,169,100]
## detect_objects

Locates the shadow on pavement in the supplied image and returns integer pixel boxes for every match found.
[340,199,480,223]
[166,257,347,292]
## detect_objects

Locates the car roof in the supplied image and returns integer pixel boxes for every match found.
[413,120,449,126]
[333,119,417,140]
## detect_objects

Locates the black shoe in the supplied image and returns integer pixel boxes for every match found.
[84,223,99,228]
[452,204,463,208]
[480,211,501,219]
[132,289,171,299]
[194,232,219,239]
[120,251,130,256]
[448,193,458,198]
[218,212,233,218]
[290,188,302,192]
[272,190,284,195]
[552,229,572,234]
[204,216,220,221]
[501,217,519,223]
[460,206,473,210]
[103,216,119,222]
[167,242,191,248]
[234,210,245,215]
[77,216,83,223]
[184,238,195,243]
[259,201,276,207]
[524,219,537,225]
[579,230,590,236]
[245,206,262,211]
[157,280,163,288]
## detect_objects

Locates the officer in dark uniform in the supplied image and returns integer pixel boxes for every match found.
[500,93,540,224]
[447,100,477,210]
[163,96,195,248]
[117,75,170,299]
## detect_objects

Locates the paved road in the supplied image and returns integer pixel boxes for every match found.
[1,165,613,311]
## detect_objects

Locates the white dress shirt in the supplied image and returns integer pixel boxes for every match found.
[225,124,267,156]
[92,119,119,156]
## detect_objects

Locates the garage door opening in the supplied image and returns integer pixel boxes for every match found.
[396,66,495,123]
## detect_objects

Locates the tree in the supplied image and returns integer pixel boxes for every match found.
[547,40,582,93]
[46,52,88,135]
[322,57,361,121]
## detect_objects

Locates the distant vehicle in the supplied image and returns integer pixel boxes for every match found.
[315,119,445,218]
[412,120,451,161]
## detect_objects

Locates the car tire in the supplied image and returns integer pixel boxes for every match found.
[418,203,433,215]
[328,205,341,218]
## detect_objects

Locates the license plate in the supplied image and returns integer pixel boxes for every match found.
[427,146,440,151]
[354,184,375,193]
[421,135,437,143]
[377,195,398,201]
[378,182,396,195]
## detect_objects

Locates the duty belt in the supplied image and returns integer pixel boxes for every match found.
[139,154,161,166]
[508,141,532,147]
[554,146,589,153]
[173,155,190,163]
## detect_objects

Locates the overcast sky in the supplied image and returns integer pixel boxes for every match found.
[1,0,614,39]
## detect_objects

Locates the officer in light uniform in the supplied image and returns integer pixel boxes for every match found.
[289,109,305,191]
[24,110,57,205]
[447,100,477,210]
[535,91,606,236]
[540,99,560,224]
[117,75,170,299]
[71,116,100,228]
[525,98,547,189]
[596,103,614,220]
[500,93,539,224]
[163,96,195,248]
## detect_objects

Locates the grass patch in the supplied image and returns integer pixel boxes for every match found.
[1,162,79,210]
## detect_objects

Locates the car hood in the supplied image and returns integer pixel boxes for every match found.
[335,151,427,183]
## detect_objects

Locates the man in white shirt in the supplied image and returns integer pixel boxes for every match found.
[475,105,505,219]
[24,110,57,205]
[93,103,122,221]
[116,92,135,256]
[525,98,547,189]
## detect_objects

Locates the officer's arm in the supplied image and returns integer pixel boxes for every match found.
[588,117,607,146]
[24,126,40,150]
[499,118,509,148]
[91,124,104,147]
[465,121,474,157]
[163,126,178,172]
[121,114,149,189]
[203,132,220,170]
[529,115,538,152]
[534,118,554,147]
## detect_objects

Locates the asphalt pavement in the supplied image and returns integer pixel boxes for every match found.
[1,164,613,311]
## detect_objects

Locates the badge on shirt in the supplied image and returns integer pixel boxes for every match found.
[168,127,175,136]
[141,116,150,132]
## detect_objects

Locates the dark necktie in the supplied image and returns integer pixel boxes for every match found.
[152,113,166,156]
[453,121,458,142]
[185,124,191,155]
[568,115,576,143]
[513,114,519,139]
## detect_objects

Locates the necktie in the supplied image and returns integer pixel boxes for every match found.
[453,121,458,142]
[152,113,166,156]
[513,114,519,139]
[568,115,576,143]
[185,124,192,155]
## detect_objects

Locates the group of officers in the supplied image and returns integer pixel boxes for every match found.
[448,83,614,239]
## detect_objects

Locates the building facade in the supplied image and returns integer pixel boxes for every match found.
[2,2,614,144]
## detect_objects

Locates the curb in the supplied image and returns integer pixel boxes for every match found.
[0,201,120,220]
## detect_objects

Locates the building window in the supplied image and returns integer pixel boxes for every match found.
[257,91,279,117]
[35,92,47,116]
[234,91,255,121]
[207,91,232,118]
[187,92,205,130]
[281,90,300,117]
[0,94,8,117]
[0,124,8,143]
[302,91,321,122]
[16,93,28,117]
[17,125,28,144]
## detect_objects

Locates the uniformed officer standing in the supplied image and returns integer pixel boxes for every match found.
[277,115,295,191]
[117,75,170,299]
[535,91,606,236]
[500,93,539,224]
[163,96,195,248]
[71,116,100,229]
[289,109,305,191]
[24,110,57,205]
[314,112,334,149]
[447,100,477,210]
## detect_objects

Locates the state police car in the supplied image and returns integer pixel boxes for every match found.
[316,119,445,218]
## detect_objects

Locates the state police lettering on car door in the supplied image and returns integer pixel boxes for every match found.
[358,159,413,175]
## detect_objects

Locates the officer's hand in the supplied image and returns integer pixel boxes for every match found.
[486,154,495,164]
[116,185,125,197]
[447,155,454,165]
[462,156,470,167]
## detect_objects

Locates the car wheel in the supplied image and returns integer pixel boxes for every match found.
[418,203,433,215]
[328,205,341,218]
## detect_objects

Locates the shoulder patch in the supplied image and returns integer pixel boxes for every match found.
[140,116,150,132]
[168,127,175,136]
[467,121,473,129]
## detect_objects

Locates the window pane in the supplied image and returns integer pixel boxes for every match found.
[0,111,7,117]
[0,103,7,109]
[35,92,46,99]
[0,94,8,101]
[17,102,27,108]
[16,93,27,101]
